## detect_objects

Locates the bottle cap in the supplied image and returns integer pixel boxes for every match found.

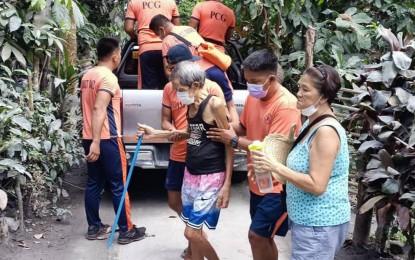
[248,140,264,151]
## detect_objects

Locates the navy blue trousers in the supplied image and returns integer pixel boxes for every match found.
[140,50,167,89]
[83,138,133,233]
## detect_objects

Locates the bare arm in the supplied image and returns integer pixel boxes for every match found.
[124,19,136,40]
[161,106,175,131]
[163,57,171,78]
[86,91,112,162]
[210,97,234,208]
[189,18,199,30]
[226,100,239,123]
[251,126,340,195]
[172,17,181,25]
[137,123,189,139]
[225,28,234,42]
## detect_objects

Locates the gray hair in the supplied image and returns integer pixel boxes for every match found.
[170,61,206,87]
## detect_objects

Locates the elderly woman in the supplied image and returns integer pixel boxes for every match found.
[137,61,233,260]
[251,64,350,260]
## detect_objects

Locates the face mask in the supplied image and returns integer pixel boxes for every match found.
[301,96,323,117]
[247,78,270,99]
[177,91,194,105]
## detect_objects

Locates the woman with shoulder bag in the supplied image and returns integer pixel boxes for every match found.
[251,64,351,260]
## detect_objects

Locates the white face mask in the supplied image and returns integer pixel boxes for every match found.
[177,91,194,105]
[301,96,322,117]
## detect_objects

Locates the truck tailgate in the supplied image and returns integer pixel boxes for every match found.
[122,89,163,144]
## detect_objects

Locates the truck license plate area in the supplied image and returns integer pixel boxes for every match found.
[137,151,153,161]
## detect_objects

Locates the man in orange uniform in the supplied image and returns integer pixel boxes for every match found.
[81,36,146,244]
[149,14,239,122]
[189,0,236,53]
[207,50,302,259]
[124,0,180,89]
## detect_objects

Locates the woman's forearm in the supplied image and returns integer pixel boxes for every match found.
[274,164,324,196]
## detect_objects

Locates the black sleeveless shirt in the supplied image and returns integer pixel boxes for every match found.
[186,95,226,175]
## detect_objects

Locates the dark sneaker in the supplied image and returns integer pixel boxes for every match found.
[117,226,146,245]
[86,224,111,240]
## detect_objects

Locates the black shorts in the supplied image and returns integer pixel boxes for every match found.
[165,159,186,191]
[249,191,289,238]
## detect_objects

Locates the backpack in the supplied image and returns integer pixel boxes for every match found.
[170,32,232,71]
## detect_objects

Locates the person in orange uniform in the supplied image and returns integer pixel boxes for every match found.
[189,0,236,53]
[149,14,239,122]
[80,36,146,244]
[124,0,180,89]
[206,49,302,260]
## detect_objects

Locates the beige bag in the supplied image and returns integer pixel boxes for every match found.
[263,124,297,184]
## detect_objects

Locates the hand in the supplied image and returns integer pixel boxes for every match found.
[250,150,280,174]
[206,126,236,145]
[168,130,184,142]
[86,141,100,162]
[137,123,156,140]
[216,186,230,208]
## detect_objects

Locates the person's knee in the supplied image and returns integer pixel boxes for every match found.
[167,197,181,214]
[184,227,202,243]
[248,230,267,247]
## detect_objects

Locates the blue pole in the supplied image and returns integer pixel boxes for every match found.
[107,136,143,249]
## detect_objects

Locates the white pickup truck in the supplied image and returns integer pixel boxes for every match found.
[116,40,248,173]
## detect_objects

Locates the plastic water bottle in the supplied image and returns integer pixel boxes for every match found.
[248,141,273,193]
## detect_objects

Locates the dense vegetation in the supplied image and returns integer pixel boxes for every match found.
[0,0,414,257]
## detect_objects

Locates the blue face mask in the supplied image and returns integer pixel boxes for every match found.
[247,77,271,99]
[247,83,268,99]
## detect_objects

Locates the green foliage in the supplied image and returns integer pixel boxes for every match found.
[177,0,202,25]
[0,79,83,215]
[342,28,415,256]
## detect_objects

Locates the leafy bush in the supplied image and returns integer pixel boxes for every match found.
[343,28,415,258]
[0,79,84,218]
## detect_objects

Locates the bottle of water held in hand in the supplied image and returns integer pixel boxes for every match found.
[248,141,273,193]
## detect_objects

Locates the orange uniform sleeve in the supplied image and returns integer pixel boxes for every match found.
[191,3,202,20]
[98,75,118,96]
[239,98,250,128]
[162,83,172,107]
[162,36,176,57]
[268,107,301,136]
[125,1,136,20]
[229,10,236,28]
[171,0,180,18]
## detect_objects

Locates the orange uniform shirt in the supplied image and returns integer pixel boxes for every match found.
[81,66,122,140]
[240,85,302,195]
[191,0,235,52]
[162,79,226,162]
[161,26,215,70]
[125,0,180,54]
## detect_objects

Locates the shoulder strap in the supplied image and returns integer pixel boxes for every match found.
[196,94,213,118]
[170,32,194,47]
[290,114,336,151]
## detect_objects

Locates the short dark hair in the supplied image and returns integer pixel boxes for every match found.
[97,36,120,61]
[304,65,341,104]
[242,49,279,74]
[149,14,171,33]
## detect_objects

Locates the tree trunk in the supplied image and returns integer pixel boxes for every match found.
[305,25,316,69]
[64,6,78,94]
[0,217,9,245]
[375,204,394,254]
[352,181,373,252]
[33,56,40,93]
[15,178,25,231]
[28,72,34,111]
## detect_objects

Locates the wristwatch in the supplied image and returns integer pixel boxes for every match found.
[230,136,239,149]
